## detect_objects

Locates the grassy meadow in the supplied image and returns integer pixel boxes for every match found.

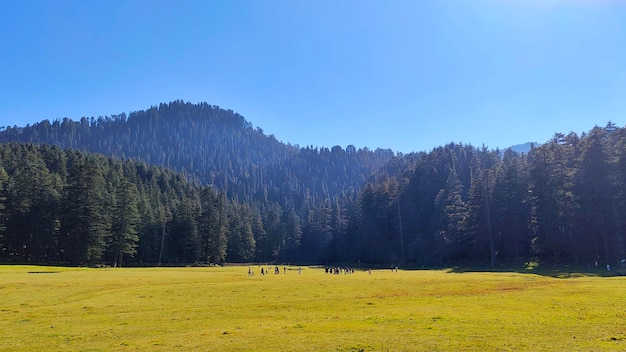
[1,265,625,351]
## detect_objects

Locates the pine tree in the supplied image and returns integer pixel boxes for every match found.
[171,197,200,264]
[60,154,109,265]
[261,202,284,262]
[0,163,7,238]
[574,127,613,262]
[250,205,267,262]
[465,168,496,265]
[432,166,468,264]
[226,203,256,262]
[1,147,62,262]
[108,178,140,267]
[528,137,576,264]
[491,149,531,262]
[281,206,302,260]
[199,189,228,263]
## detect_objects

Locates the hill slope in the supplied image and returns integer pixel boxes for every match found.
[0,100,393,208]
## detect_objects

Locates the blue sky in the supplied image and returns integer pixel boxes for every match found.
[1,0,625,153]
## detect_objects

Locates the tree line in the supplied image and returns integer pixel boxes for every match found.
[0,143,257,265]
[1,101,625,267]
[339,123,626,267]
[0,143,366,266]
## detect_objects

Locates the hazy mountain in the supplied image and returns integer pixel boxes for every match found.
[508,142,538,154]
[0,100,394,208]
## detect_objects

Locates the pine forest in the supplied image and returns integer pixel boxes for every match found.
[0,101,624,267]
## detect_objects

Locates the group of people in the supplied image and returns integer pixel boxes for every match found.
[246,265,402,276]
[594,259,626,272]
[325,267,355,275]
[248,266,302,276]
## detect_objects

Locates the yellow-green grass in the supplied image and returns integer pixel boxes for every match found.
[1,265,625,351]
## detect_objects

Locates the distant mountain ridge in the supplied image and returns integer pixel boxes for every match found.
[508,142,538,154]
[0,100,394,208]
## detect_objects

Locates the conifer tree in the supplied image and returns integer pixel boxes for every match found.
[281,206,302,260]
[199,190,228,263]
[433,166,468,264]
[0,163,7,237]
[60,154,109,264]
[108,178,140,267]
[574,127,612,262]
[491,149,531,261]
[528,137,576,264]
[465,170,495,265]
[171,197,200,264]
[226,203,256,262]
[2,148,61,262]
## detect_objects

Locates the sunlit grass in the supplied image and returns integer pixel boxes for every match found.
[1,265,625,351]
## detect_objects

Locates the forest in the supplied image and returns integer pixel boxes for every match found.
[0,101,624,267]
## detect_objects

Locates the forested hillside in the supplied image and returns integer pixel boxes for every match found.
[0,143,255,265]
[0,100,393,208]
[0,101,393,265]
[1,101,625,267]
[345,123,626,267]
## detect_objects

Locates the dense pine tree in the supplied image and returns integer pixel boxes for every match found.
[60,154,109,264]
[432,166,468,264]
[108,178,140,267]
[573,127,612,262]
[2,103,626,268]
[491,149,530,261]
[0,163,8,242]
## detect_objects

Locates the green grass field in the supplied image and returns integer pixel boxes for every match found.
[1,265,625,351]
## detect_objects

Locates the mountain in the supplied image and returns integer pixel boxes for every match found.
[0,100,394,208]
[508,142,538,155]
[0,101,396,265]
[2,102,623,268]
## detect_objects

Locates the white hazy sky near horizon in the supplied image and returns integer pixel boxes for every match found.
[1,0,625,153]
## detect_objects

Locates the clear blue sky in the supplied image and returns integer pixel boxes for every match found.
[1,0,625,153]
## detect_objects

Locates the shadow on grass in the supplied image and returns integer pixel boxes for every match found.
[444,263,626,278]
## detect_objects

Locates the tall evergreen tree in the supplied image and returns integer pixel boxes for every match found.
[466,168,496,265]
[0,163,7,239]
[491,149,531,262]
[432,166,468,264]
[2,148,62,262]
[171,197,200,264]
[260,202,284,262]
[611,128,626,261]
[199,190,228,263]
[250,205,267,262]
[60,155,109,264]
[280,206,302,261]
[108,178,140,267]
[528,137,576,264]
[226,203,256,262]
[356,183,395,264]
[573,127,613,262]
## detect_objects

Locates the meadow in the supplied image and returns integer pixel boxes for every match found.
[1,265,625,351]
